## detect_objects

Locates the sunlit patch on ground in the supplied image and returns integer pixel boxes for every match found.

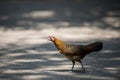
[23,11,55,19]
[0,26,119,46]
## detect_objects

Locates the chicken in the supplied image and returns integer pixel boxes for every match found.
[48,36,103,72]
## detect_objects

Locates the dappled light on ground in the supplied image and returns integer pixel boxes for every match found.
[0,0,120,80]
[0,26,119,47]
[0,30,120,80]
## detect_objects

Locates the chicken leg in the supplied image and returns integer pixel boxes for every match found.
[79,61,85,72]
[71,61,75,71]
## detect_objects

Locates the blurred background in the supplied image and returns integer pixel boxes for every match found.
[0,0,120,80]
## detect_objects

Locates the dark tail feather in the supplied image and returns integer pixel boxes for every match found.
[87,42,103,52]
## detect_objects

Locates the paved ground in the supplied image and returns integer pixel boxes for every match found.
[0,0,120,80]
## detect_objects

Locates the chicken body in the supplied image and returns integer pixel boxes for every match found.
[48,36,103,71]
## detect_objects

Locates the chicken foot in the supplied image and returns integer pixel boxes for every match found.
[71,60,85,72]
[79,61,85,72]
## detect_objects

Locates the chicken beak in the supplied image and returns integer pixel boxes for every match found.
[48,36,55,42]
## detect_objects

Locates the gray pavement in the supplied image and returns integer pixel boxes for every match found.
[0,0,120,80]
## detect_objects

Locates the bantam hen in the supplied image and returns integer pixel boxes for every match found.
[48,36,103,72]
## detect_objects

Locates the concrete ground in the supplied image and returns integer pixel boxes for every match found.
[0,0,120,80]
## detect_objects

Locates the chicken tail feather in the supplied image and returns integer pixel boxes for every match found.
[86,42,103,52]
